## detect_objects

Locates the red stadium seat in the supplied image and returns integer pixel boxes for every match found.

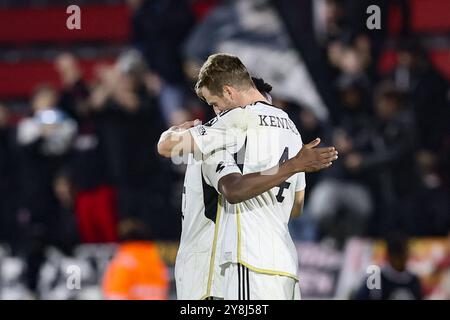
[378,50,397,75]
[410,0,450,33]
[0,4,130,45]
[429,50,450,80]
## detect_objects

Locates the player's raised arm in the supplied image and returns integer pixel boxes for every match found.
[217,138,338,204]
[158,108,246,158]
[157,120,199,158]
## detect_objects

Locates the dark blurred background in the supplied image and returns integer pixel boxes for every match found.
[0,0,449,299]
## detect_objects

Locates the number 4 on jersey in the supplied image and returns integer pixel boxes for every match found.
[276,147,291,203]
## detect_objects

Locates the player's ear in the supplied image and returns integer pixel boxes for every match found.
[223,85,233,99]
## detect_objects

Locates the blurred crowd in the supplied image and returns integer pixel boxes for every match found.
[0,0,449,298]
[288,0,450,247]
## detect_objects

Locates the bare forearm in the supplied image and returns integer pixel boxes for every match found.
[218,137,338,204]
[157,130,176,157]
[157,127,196,158]
[219,160,298,204]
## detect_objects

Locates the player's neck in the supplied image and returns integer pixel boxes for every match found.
[237,89,270,107]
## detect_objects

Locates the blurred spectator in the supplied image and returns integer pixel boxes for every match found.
[128,0,194,126]
[22,225,47,299]
[0,103,19,248]
[398,151,450,236]
[55,52,119,244]
[128,0,195,85]
[365,82,416,234]
[306,77,374,245]
[285,103,330,242]
[49,171,80,254]
[352,233,422,300]
[17,85,77,156]
[341,0,408,63]
[389,39,450,151]
[327,33,373,81]
[102,218,169,300]
[16,85,77,247]
[55,53,90,120]
[89,50,179,240]
[74,184,118,244]
[318,0,405,77]
[283,100,331,196]
[313,0,346,46]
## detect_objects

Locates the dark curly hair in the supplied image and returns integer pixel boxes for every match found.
[251,77,272,95]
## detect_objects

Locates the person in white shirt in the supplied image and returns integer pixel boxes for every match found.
[158,54,338,299]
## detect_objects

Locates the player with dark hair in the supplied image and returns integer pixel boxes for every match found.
[352,233,422,300]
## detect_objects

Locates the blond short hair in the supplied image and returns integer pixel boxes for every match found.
[195,53,255,99]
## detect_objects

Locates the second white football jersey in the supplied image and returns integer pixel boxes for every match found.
[175,150,240,299]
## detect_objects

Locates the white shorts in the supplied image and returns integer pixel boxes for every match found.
[222,263,301,300]
[175,251,211,300]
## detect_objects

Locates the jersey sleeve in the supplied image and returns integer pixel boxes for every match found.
[202,149,241,192]
[295,172,306,191]
[189,107,247,155]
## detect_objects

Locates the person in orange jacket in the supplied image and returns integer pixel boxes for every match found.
[102,218,169,300]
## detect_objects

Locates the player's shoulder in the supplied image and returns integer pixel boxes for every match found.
[204,106,248,128]
[219,106,248,119]
[247,100,288,116]
[247,100,300,132]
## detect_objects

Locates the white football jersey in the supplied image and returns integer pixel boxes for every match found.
[190,101,306,280]
[175,150,240,300]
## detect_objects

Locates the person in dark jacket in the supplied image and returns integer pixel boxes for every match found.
[16,85,77,243]
[352,233,422,300]
[0,103,19,248]
[55,53,118,244]
[90,50,179,240]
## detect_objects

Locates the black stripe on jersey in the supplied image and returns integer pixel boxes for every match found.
[238,264,250,300]
[243,265,247,300]
[233,136,247,173]
[250,100,276,107]
[218,109,233,117]
[239,264,246,300]
[204,107,247,128]
[238,264,241,300]
[201,167,219,223]
[203,108,237,128]
[246,267,250,300]
[204,116,218,127]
